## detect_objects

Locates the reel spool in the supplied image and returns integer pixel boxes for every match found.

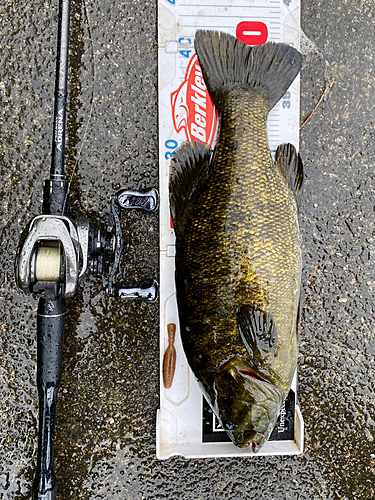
[34,244,62,283]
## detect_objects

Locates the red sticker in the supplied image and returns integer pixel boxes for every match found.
[236,21,268,45]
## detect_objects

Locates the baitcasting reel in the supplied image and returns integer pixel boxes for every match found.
[16,187,159,302]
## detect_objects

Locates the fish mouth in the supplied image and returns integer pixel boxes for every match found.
[252,441,261,453]
[230,373,270,450]
[237,431,265,451]
[214,360,286,450]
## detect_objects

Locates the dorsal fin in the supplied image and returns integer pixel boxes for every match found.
[274,143,304,205]
[169,141,213,237]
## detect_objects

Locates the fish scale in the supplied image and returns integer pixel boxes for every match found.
[181,87,301,394]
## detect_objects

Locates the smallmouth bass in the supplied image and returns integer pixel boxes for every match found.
[169,30,303,452]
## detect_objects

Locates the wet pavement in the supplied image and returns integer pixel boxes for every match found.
[0,0,374,498]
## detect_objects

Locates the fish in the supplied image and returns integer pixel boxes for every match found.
[169,30,303,452]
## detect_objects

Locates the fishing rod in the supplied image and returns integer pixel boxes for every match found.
[15,0,158,498]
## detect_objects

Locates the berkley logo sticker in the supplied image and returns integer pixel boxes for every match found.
[171,54,218,147]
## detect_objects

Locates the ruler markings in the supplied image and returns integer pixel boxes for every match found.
[179,20,281,27]
[180,24,258,28]
[180,0,281,5]
[180,14,280,19]
[181,25,241,28]
[180,3,279,6]
[179,0,280,2]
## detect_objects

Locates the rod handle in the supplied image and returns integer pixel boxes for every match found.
[33,299,65,500]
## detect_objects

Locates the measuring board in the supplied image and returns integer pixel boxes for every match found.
[157,0,304,459]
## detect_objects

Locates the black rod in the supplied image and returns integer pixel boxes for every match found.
[34,2,71,498]
[50,0,71,180]
[44,0,71,216]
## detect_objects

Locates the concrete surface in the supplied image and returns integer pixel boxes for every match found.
[0,0,374,498]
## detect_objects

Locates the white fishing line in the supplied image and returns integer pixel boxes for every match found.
[35,245,61,282]
[63,0,96,215]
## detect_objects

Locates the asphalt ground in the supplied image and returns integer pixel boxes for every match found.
[0,0,374,498]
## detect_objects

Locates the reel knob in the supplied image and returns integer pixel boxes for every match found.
[116,188,159,212]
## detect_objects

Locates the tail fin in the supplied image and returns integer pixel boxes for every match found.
[194,30,302,111]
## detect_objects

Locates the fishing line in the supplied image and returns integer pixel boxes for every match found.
[35,245,61,281]
[63,0,96,214]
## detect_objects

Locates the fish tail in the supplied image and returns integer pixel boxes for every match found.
[194,30,302,111]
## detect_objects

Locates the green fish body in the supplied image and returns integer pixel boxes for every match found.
[169,30,303,451]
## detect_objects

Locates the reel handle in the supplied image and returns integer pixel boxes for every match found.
[116,188,159,212]
[112,279,158,302]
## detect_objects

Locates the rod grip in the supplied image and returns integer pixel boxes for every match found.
[33,298,65,500]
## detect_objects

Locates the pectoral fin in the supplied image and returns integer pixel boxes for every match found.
[237,305,278,360]
[274,143,303,206]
